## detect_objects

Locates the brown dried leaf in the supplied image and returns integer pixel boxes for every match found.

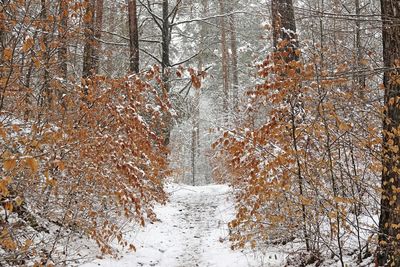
[26,157,39,173]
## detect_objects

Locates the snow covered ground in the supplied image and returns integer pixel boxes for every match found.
[80,184,284,267]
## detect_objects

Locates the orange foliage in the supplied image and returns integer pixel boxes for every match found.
[213,43,382,257]
[0,1,171,264]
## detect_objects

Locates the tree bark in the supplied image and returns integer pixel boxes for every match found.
[40,0,51,106]
[106,2,117,75]
[377,0,400,265]
[271,0,298,61]
[93,0,104,73]
[218,0,229,120]
[354,0,365,99]
[161,0,172,146]
[229,12,239,112]
[162,0,171,83]
[0,1,6,112]
[58,0,68,79]
[128,0,140,73]
[82,0,96,81]
[271,0,310,253]
[191,0,208,185]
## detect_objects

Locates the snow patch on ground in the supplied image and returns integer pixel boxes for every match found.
[80,184,273,267]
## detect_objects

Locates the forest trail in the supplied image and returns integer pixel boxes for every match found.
[80,184,276,267]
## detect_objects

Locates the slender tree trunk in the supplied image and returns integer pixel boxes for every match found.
[198,0,207,159]
[128,0,139,73]
[162,0,170,86]
[271,0,298,60]
[93,0,104,73]
[0,1,6,112]
[191,125,197,185]
[271,0,309,252]
[161,0,172,146]
[40,0,51,106]
[58,0,68,79]
[322,109,345,267]
[229,12,239,112]
[0,4,5,58]
[82,0,96,81]
[218,0,229,121]
[377,0,400,265]
[354,0,365,99]
[191,0,208,186]
[290,101,311,252]
[24,31,39,118]
[346,141,364,263]
[57,0,68,110]
[106,2,117,75]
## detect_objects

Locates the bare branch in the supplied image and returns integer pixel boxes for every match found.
[139,48,162,65]
[171,50,203,67]
[169,0,182,24]
[137,0,163,30]
[171,11,247,27]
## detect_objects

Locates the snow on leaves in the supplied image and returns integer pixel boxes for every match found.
[213,41,382,264]
[1,69,170,264]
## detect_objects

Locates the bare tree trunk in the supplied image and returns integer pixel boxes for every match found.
[82,0,96,81]
[0,1,7,112]
[58,0,68,79]
[321,107,345,267]
[162,0,171,85]
[93,0,104,73]
[106,2,117,75]
[24,31,39,118]
[354,0,365,99]
[128,0,139,73]
[191,125,197,185]
[161,0,172,146]
[229,12,239,112]
[271,0,298,61]
[40,0,51,106]
[57,0,68,110]
[218,0,229,121]
[377,0,400,265]
[191,0,208,186]
[271,0,310,253]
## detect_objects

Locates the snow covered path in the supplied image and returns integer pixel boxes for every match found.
[80,184,267,267]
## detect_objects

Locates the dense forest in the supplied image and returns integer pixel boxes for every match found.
[0,0,399,266]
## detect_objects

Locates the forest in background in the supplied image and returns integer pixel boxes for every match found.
[0,0,399,266]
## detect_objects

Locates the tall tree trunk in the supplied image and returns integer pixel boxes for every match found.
[0,1,6,112]
[271,0,310,253]
[162,0,170,86]
[161,0,172,146]
[82,0,96,82]
[218,0,229,121]
[24,31,38,118]
[191,0,208,185]
[128,0,139,73]
[377,0,400,265]
[106,2,117,75]
[271,0,298,61]
[93,0,104,74]
[58,0,68,79]
[191,123,197,185]
[57,0,68,110]
[40,0,51,106]
[229,12,239,112]
[354,0,365,99]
